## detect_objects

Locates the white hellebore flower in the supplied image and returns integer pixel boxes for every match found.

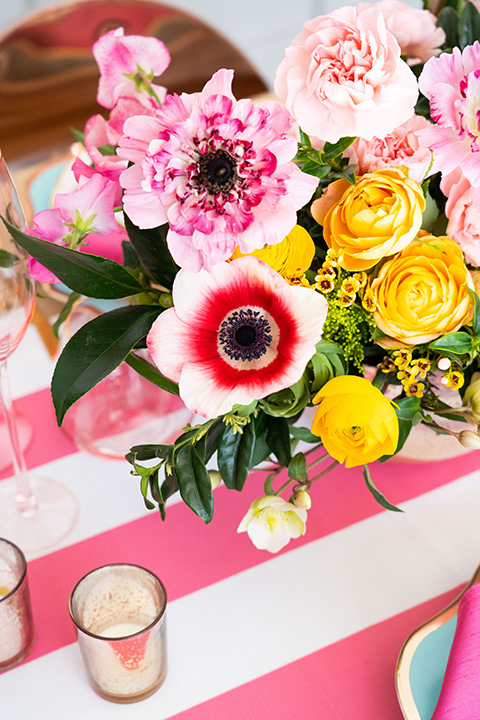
[237,495,307,553]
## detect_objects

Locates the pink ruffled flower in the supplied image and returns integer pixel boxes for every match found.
[118,69,318,272]
[27,174,123,282]
[93,27,170,109]
[358,0,445,65]
[441,169,480,266]
[347,115,432,184]
[274,6,418,143]
[147,256,328,418]
[419,42,480,188]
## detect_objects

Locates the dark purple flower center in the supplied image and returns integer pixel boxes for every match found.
[219,308,273,362]
[198,149,238,194]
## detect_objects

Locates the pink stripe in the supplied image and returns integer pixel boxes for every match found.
[24,451,480,663]
[165,586,463,720]
[0,389,77,480]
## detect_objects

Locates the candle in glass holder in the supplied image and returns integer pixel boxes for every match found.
[0,537,34,672]
[69,563,167,703]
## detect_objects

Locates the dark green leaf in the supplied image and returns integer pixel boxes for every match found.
[323,136,356,158]
[429,332,473,355]
[363,465,403,513]
[52,305,162,424]
[2,217,144,299]
[379,395,422,460]
[217,421,255,491]
[175,444,213,523]
[249,411,272,467]
[288,453,308,483]
[266,416,292,466]
[127,443,173,462]
[458,2,480,49]
[436,6,458,49]
[125,352,179,396]
[124,214,179,289]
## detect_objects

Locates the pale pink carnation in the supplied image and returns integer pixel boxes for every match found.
[93,27,169,109]
[358,0,445,65]
[118,69,318,272]
[274,5,418,143]
[348,115,432,184]
[419,42,480,188]
[441,168,480,267]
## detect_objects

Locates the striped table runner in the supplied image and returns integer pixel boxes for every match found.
[1,325,480,720]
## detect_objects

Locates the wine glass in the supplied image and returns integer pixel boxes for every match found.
[0,151,78,552]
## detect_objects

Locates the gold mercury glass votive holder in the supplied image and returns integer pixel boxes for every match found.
[69,563,167,703]
[0,537,34,672]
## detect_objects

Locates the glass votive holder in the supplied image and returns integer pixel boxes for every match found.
[69,563,167,703]
[0,537,34,672]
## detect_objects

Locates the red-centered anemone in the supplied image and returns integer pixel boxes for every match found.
[118,69,318,272]
[147,257,329,418]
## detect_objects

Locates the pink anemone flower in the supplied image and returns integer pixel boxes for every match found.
[147,256,328,418]
[118,69,319,272]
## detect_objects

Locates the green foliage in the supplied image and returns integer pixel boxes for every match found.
[363,466,403,513]
[321,302,376,372]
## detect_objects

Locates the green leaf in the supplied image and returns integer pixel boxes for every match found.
[125,352,179,396]
[52,291,80,339]
[127,444,173,462]
[458,1,480,49]
[249,411,272,467]
[175,444,213,523]
[288,453,308,483]
[429,332,473,355]
[363,465,403,513]
[1,217,144,299]
[217,421,255,491]
[266,416,292,466]
[436,6,458,49]
[124,214,179,289]
[379,395,422,461]
[289,425,320,444]
[468,288,480,337]
[0,249,19,267]
[323,136,356,159]
[52,304,162,424]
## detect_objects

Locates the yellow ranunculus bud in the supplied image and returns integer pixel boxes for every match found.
[311,168,425,271]
[311,375,399,468]
[458,430,480,449]
[230,225,315,282]
[370,234,474,348]
[464,377,480,423]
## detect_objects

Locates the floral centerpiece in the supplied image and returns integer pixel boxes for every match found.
[6,0,480,553]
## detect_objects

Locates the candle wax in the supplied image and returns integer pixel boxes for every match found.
[99,621,147,638]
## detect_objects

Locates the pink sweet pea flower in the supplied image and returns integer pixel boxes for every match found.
[147,256,328,418]
[93,27,170,109]
[27,174,124,282]
[419,42,480,188]
[274,6,418,143]
[358,0,445,65]
[347,115,433,184]
[118,69,318,272]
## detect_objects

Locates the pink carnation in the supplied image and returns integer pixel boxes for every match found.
[419,42,480,188]
[348,115,432,184]
[118,69,318,272]
[274,5,418,143]
[441,169,480,267]
[358,0,445,65]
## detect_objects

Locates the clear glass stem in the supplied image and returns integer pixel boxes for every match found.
[0,360,38,516]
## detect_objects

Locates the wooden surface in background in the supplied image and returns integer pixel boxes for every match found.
[0,0,267,164]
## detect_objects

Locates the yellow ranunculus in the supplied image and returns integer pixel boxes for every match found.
[311,168,425,271]
[370,233,474,348]
[231,225,314,282]
[311,376,399,468]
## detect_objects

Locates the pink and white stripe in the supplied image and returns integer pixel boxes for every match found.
[1,325,480,719]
